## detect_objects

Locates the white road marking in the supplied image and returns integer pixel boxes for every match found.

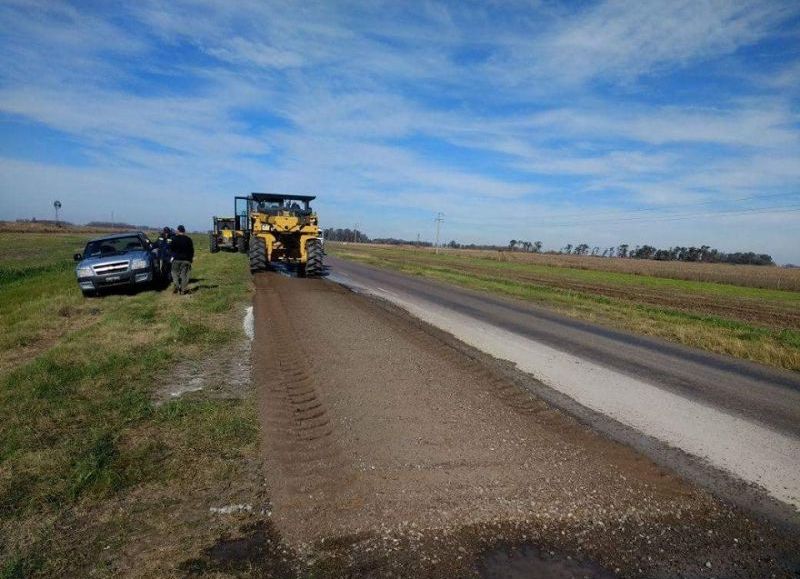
[338,276,800,511]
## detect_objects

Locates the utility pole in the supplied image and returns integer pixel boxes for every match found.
[434,212,444,254]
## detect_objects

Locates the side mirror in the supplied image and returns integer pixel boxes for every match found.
[73,253,83,261]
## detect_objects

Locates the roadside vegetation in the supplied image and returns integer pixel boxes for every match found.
[323,231,796,288]
[330,243,800,371]
[0,233,259,577]
[451,247,800,290]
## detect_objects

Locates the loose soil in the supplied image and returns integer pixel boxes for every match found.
[250,272,800,578]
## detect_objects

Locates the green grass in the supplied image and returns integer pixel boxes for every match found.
[0,235,92,356]
[0,233,256,577]
[0,232,87,265]
[331,245,800,371]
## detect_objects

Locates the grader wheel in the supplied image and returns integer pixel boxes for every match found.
[305,239,324,277]
[209,233,219,254]
[249,237,267,272]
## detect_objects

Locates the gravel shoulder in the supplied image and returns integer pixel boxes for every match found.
[252,272,800,577]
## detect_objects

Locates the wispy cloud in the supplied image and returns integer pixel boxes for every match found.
[538,0,792,83]
[1,0,798,261]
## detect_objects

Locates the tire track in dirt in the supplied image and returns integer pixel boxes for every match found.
[253,278,357,540]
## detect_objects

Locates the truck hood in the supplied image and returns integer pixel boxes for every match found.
[77,249,150,269]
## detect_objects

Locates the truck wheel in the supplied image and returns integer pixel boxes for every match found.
[238,234,249,254]
[249,237,267,272]
[209,233,219,253]
[305,239,324,277]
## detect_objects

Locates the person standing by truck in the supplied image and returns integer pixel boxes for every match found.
[154,226,173,281]
[170,225,194,295]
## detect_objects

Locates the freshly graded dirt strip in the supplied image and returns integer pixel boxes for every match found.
[252,272,800,577]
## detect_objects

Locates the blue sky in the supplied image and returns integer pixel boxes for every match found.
[1,0,799,261]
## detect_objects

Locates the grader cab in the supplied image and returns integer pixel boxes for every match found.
[236,193,324,276]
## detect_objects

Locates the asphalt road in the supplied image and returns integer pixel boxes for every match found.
[326,255,800,518]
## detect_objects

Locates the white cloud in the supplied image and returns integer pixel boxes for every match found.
[206,37,305,69]
[535,0,795,83]
[517,104,798,148]
[0,0,799,262]
[0,82,270,159]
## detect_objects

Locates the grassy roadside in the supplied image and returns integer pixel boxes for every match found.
[0,233,260,577]
[329,244,800,371]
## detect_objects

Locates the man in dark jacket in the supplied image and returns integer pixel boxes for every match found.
[170,225,194,295]
[154,226,173,280]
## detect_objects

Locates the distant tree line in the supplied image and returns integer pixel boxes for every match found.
[323,228,435,247]
[444,239,545,251]
[556,243,774,265]
[448,239,774,265]
[373,238,433,247]
[15,218,73,227]
[322,227,372,243]
[507,240,543,252]
[323,227,775,266]
[86,221,160,230]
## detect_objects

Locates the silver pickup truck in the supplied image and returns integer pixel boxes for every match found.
[73,232,161,297]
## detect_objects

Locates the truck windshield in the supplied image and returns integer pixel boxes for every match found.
[255,199,310,212]
[84,236,144,258]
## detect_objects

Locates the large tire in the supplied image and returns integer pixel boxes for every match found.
[238,233,249,254]
[249,236,267,272]
[209,232,219,254]
[305,239,324,277]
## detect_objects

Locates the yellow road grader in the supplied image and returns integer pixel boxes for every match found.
[235,192,324,277]
[208,216,247,254]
